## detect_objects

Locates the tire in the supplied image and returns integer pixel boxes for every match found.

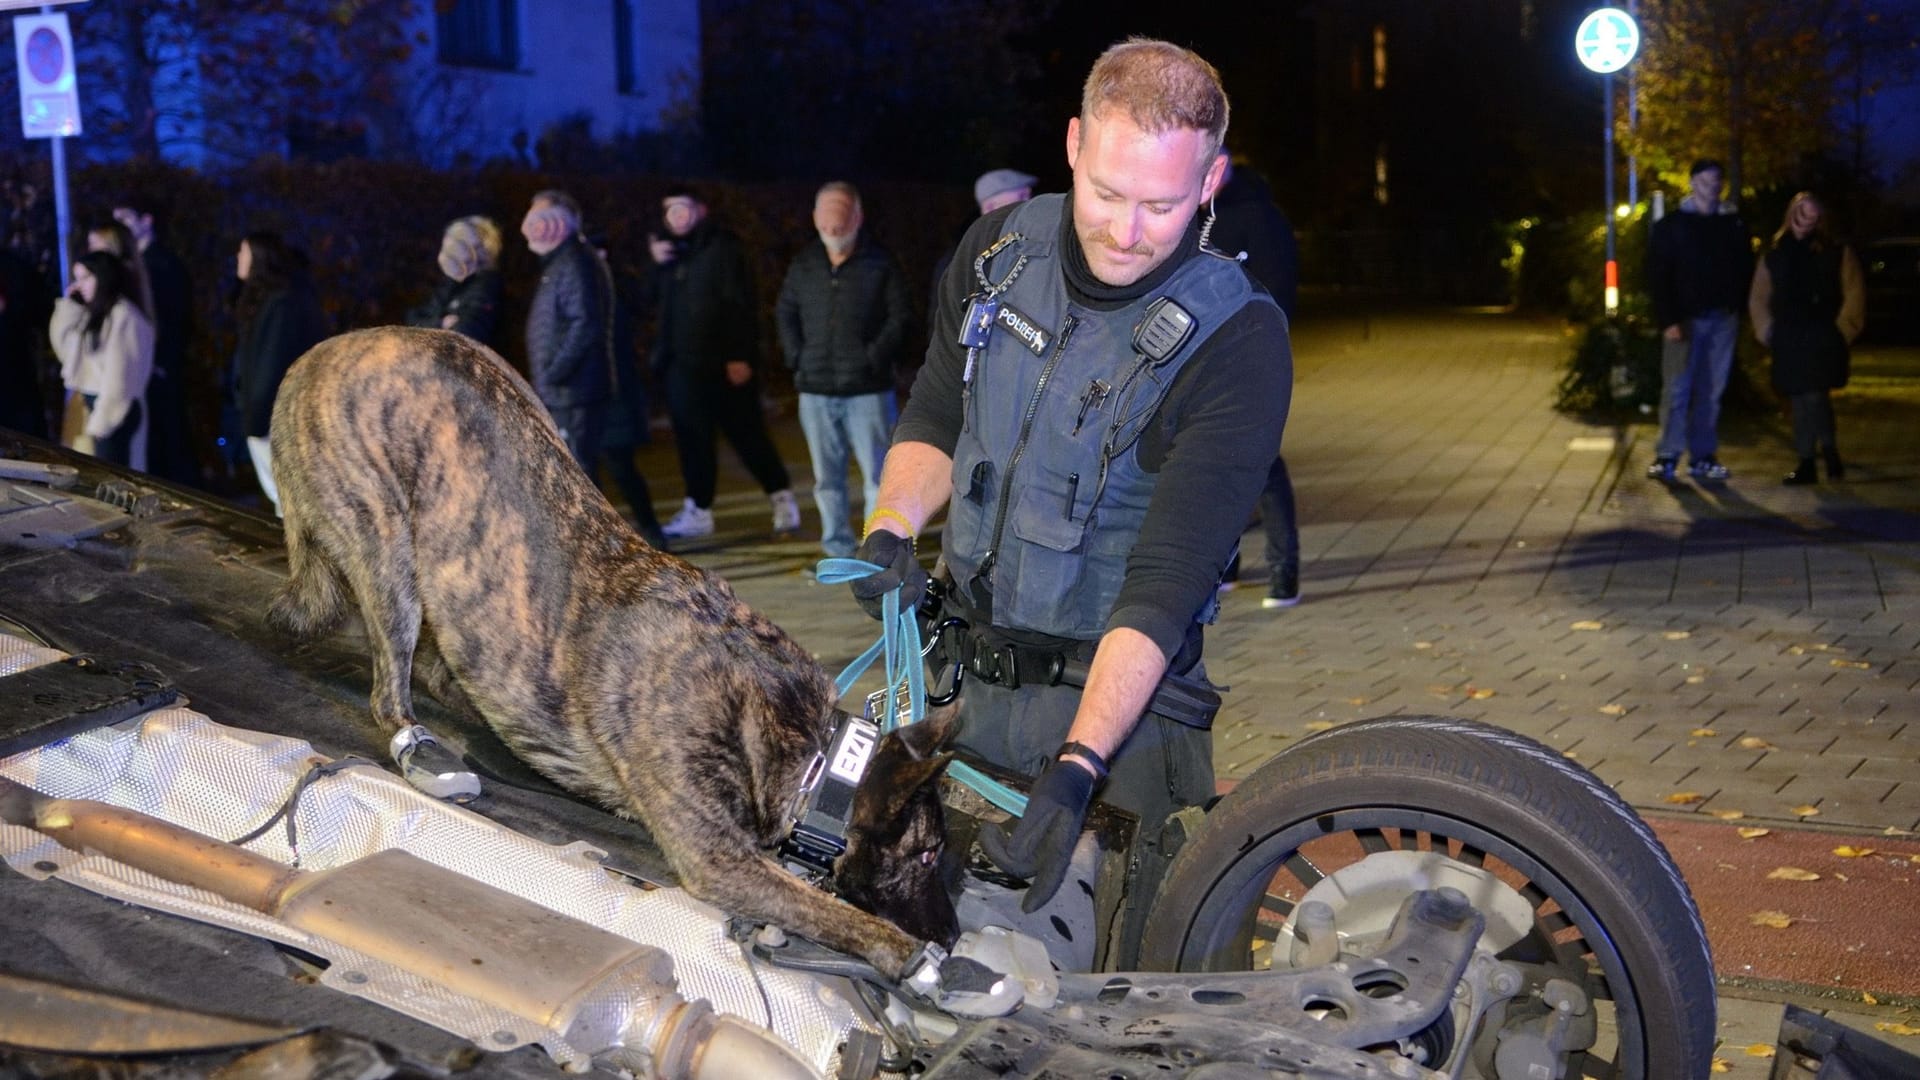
[1138,715,1715,1080]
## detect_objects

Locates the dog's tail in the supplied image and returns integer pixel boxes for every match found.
[268,511,350,637]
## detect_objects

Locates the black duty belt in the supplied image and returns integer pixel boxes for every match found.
[925,618,1222,731]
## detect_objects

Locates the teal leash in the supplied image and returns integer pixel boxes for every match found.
[815,557,1027,816]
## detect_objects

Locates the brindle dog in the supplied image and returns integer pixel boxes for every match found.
[267,327,957,979]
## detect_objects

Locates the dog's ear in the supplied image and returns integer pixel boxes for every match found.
[892,703,960,761]
[856,736,955,829]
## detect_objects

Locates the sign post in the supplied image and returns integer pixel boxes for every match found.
[10,3,85,293]
[1575,7,1641,317]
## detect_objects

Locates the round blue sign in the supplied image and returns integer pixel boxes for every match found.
[26,27,65,86]
[1575,8,1640,74]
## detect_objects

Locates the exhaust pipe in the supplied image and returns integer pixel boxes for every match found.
[0,776,820,1079]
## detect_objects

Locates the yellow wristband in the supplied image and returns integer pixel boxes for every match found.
[864,508,915,540]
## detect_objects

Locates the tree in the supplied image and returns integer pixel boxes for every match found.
[1625,0,1920,198]
[2,1,424,166]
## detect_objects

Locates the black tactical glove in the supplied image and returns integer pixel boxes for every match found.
[978,755,1098,913]
[849,528,928,620]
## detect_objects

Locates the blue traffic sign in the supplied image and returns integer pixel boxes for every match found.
[1575,7,1640,74]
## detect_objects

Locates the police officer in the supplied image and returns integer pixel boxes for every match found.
[849,38,1292,965]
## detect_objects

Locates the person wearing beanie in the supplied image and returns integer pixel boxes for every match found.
[647,185,799,540]
[406,215,502,349]
[1646,158,1752,483]
[520,193,613,470]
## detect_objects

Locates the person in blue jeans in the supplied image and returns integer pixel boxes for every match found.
[775,182,913,556]
[1647,159,1752,482]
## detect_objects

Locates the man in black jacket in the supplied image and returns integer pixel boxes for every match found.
[1646,159,1751,482]
[521,193,612,469]
[775,182,912,556]
[649,187,798,540]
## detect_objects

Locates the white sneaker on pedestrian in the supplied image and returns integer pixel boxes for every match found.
[661,498,715,539]
[770,489,801,533]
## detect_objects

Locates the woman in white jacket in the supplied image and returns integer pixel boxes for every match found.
[51,250,156,468]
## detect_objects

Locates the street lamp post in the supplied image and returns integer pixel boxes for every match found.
[1575,8,1641,318]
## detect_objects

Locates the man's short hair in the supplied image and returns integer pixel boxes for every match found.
[532,188,584,223]
[1080,38,1229,160]
[1688,159,1724,178]
[661,183,705,206]
[816,180,861,207]
[115,191,165,230]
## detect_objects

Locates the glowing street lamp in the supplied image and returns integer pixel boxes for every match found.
[1576,7,1641,316]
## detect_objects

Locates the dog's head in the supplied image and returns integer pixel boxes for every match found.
[834,705,961,949]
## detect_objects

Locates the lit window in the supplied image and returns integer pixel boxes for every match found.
[438,0,520,71]
[1373,25,1387,90]
[1374,146,1389,206]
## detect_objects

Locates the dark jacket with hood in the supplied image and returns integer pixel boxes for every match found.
[650,220,758,384]
[1649,196,1752,330]
[775,238,912,396]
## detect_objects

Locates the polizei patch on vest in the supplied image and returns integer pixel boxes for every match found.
[995,303,1051,356]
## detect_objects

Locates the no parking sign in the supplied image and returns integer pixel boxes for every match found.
[13,11,82,137]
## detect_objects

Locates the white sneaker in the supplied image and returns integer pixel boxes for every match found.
[661,498,715,539]
[770,489,801,533]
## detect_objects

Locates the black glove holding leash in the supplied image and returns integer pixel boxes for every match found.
[850,527,928,620]
[978,743,1107,912]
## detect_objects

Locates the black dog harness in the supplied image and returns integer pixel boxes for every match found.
[779,712,883,878]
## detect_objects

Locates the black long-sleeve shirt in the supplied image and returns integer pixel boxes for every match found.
[897,198,1292,661]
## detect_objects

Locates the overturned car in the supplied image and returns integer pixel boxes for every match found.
[1,431,1736,1079]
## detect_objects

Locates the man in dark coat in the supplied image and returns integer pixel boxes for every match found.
[115,198,200,487]
[0,244,52,438]
[775,182,912,556]
[648,186,797,541]
[1646,159,1751,482]
[520,193,612,470]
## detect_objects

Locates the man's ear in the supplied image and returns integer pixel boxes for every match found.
[1200,149,1228,204]
[1066,116,1082,171]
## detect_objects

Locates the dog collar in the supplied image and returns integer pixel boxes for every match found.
[779,713,882,877]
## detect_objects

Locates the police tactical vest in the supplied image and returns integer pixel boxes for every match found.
[943,194,1271,641]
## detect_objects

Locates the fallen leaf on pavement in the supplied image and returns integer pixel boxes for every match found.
[1834,846,1875,858]
[1664,630,1692,640]
[1468,687,1496,699]
[1739,828,1771,840]
[1413,641,1433,650]
[1570,620,1604,631]
[1864,992,1878,1005]
[1791,805,1821,817]
[1749,910,1794,929]
[1346,697,1369,706]
[1709,809,1745,820]
[1744,1044,1776,1058]
[1304,721,1336,732]
[1599,703,1627,716]
[1875,1022,1920,1036]
[1738,736,1774,750]
[1691,727,1718,737]
[1710,1058,1730,1073]
[1426,684,1455,696]
[1685,674,1707,684]
[1767,867,1821,882]
[1665,792,1705,805]
[1788,645,1806,655]
[1886,826,1917,837]
[1563,750,1579,758]
[1831,659,1872,670]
